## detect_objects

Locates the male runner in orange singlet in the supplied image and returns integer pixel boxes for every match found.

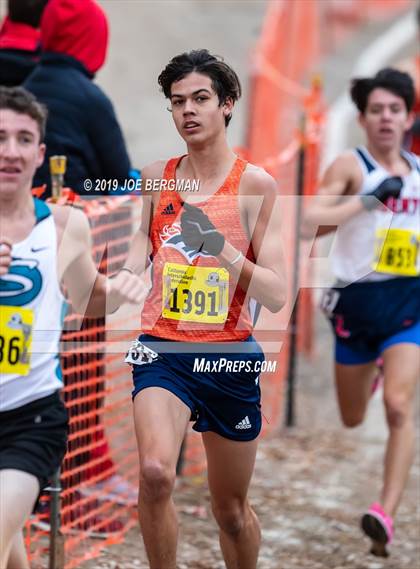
[122,50,286,569]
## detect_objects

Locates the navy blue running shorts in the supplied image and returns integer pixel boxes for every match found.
[322,276,420,365]
[131,334,265,442]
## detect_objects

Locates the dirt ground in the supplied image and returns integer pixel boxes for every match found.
[83,315,420,569]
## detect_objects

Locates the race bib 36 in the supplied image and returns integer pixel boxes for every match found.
[0,306,34,375]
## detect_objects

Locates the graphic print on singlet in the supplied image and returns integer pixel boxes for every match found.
[159,221,213,264]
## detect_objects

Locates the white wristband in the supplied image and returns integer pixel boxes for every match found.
[119,266,135,275]
[110,266,135,279]
[227,251,243,267]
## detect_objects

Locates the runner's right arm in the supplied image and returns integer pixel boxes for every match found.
[58,162,162,315]
[54,205,146,316]
[301,153,363,239]
[119,162,163,274]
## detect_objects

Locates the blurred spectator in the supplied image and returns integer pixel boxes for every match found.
[0,0,48,86]
[24,0,132,197]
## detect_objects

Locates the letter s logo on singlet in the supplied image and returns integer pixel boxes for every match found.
[0,259,43,306]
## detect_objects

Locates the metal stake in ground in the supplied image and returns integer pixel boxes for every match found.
[285,116,306,428]
[48,468,65,569]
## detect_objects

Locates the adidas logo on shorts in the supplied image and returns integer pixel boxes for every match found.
[162,203,175,215]
[235,416,252,430]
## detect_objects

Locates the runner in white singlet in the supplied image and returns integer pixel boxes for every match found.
[0,86,146,569]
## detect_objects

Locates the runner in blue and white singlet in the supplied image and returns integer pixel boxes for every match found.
[0,198,65,411]
[303,68,420,559]
[0,86,144,569]
[325,146,420,359]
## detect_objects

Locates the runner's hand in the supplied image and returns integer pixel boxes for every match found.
[361,176,403,210]
[180,203,225,255]
[106,270,146,309]
[0,239,12,276]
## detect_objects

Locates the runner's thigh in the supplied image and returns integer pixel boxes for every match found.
[202,431,258,500]
[335,361,377,421]
[133,387,191,467]
[382,343,420,403]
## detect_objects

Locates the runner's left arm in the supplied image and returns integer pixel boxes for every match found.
[219,169,286,313]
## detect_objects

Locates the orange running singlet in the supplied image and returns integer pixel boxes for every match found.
[141,156,255,342]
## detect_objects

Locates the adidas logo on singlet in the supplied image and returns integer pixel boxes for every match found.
[162,203,175,215]
[235,416,252,430]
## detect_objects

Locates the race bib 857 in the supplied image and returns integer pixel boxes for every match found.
[373,228,420,277]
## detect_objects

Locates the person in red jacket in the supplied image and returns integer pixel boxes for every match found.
[0,0,48,86]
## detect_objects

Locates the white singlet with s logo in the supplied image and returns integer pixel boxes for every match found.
[0,199,65,411]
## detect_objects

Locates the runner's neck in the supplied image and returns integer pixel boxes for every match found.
[365,143,410,175]
[182,137,236,188]
[0,193,35,241]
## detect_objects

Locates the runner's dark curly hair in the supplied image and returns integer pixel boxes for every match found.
[158,49,241,126]
[350,68,415,114]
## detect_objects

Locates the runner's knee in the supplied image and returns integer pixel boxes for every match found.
[211,499,247,537]
[340,410,365,428]
[384,393,413,428]
[139,459,175,502]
